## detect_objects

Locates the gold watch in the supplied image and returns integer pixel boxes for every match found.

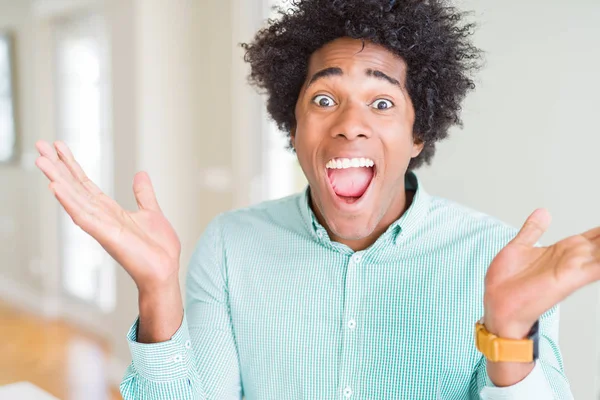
[474,319,539,363]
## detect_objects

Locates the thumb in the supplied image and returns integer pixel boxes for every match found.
[133,171,161,212]
[512,208,552,247]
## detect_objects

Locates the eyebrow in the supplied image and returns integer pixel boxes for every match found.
[306,67,343,87]
[305,67,404,91]
[366,68,402,88]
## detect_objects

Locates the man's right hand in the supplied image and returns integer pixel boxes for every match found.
[35,140,184,342]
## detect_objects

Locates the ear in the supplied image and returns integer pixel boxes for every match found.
[290,127,296,149]
[411,137,425,158]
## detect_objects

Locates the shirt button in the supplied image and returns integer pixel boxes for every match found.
[347,319,356,330]
[351,253,362,264]
[185,340,191,349]
[173,354,183,363]
[343,386,353,398]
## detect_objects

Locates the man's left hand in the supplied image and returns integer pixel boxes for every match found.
[484,208,600,340]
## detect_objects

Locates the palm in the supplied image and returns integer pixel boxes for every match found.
[106,205,181,284]
[129,209,181,261]
[34,140,181,287]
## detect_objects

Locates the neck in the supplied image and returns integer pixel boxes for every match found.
[312,189,415,252]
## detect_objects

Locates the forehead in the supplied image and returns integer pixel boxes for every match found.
[307,37,407,82]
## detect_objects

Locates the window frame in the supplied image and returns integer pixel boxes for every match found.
[0,32,18,164]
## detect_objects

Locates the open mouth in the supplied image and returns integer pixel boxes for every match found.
[325,157,376,205]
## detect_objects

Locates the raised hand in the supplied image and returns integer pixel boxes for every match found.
[483,208,600,339]
[34,140,181,291]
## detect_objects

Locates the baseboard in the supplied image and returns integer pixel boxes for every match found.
[59,298,113,339]
[0,274,112,338]
[0,274,59,318]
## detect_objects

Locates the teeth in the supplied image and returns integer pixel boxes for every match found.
[326,157,375,169]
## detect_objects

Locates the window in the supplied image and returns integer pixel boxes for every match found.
[262,0,307,200]
[55,14,115,312]
[263,107,303,200]
[0,33,16,163]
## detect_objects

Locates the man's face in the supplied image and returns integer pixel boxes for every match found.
[293,37,424,244]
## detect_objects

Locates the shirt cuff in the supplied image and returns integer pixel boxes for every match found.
[480,362,554,400]
[126,311,194,382]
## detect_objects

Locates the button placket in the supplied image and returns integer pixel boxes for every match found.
[343,386,353,398]
[339,252,364,400]
[347,319,356,330]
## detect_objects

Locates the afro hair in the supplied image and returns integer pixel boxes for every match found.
[242,0,482,169]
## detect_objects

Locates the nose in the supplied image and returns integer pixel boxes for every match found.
[329,103,372,141]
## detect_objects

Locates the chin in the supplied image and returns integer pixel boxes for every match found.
[324,212,378,241]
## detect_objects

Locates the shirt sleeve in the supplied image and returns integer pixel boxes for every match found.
[119,214,243,400]
[470,305,574,400]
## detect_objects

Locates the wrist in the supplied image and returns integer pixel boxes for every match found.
[138,274,180,298]
[483,317,533,340]
[137,279,183,343]
[483,292,537,339]
[480,317,538,386]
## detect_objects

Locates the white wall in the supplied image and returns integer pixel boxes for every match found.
[0,0,44,303]
[417,1,600,398]
[0,0,242,381]
[111,0,239,366]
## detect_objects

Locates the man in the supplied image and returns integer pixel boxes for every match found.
[34,0,598,398]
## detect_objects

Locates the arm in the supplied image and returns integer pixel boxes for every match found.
[120,216,242,400]
[469,207,600,399]
[31,140,240,399]
[470,305,574,399]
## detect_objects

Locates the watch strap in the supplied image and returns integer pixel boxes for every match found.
[475,320,540,363]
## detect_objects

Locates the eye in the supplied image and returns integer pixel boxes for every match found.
[312,95,337,108]
[371,99,394,110]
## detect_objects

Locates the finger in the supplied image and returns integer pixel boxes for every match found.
[36,140,92,200]
[49,180,91,224]
[133,171,161,212]
[36,140,59,161]
[36,153,90,199]
[37,143,125,221]
[511,208,552,247]
[35,156,62,183]
[51,180,114,238]
[50,181,83,216]
[36,141,77,184]
[582,226,600,242]
[54,141,102,195]
[38,155,104,222]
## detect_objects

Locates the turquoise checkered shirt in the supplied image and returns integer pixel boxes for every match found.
[120,171,573,399]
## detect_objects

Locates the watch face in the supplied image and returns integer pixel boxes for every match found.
[527,320,540,336]
[529,320,540,361]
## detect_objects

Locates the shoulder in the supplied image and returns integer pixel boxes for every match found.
[425,195,521,253]
[205,191,309,240]
[190,192,309,266]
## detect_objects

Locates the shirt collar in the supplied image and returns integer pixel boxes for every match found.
[297,170,431,247]
[389,170,431,245]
